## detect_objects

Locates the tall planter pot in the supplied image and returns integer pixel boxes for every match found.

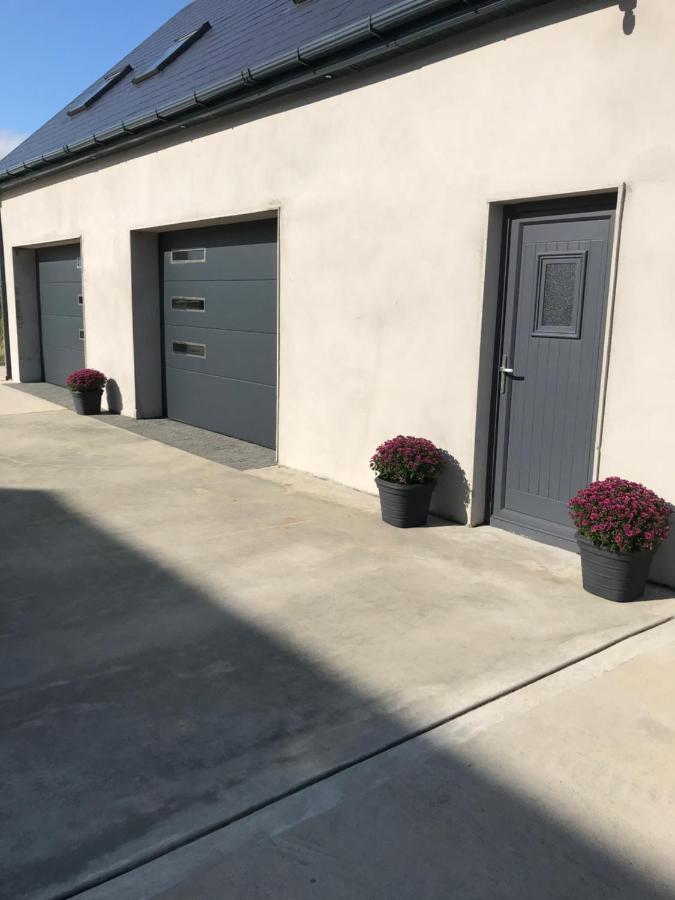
[71,389,102,416]
[577,534,654,602]
[375,477,436,528]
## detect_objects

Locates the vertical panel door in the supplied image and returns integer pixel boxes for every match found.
[491,203,615,547]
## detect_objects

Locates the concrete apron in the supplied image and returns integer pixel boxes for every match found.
[0,405,673,900]
[87,620,675,900]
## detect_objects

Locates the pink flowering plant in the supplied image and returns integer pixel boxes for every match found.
[66,368,107,393]
[370,435,445,485]
[569,477,671,554]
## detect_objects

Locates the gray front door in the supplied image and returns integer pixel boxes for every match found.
[491,201,615,548]
[37,245,84,386]
[160,220,277,449]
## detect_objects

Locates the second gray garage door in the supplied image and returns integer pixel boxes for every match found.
[37,245,84,386]
[160,220,277,449]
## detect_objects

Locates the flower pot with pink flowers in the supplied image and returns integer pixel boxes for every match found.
[569,477,671,602]
[370,435,445,528]
[66,368,107,416]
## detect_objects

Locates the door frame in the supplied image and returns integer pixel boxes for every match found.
[485,193,618,549]
[34,253,46,383]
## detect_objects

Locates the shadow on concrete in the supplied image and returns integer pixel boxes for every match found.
[0,487,670,900]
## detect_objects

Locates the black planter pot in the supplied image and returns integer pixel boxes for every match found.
[71,389,103,416]
[375,477,436,528]
[576,534,654,602]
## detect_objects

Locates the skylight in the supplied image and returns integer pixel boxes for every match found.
[132,22,211,85]
[67,64,133,117]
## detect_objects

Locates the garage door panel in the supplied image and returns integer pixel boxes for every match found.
[37,246,81,284]
[165,324,276,386]
[163,279,276,333]
[40,314,84,353]
[163,243,277,282]
[165,368,276,448]
[38,283,83,318]
[42,349,87,387]
[161,220,276,251]
[162,221,277,282]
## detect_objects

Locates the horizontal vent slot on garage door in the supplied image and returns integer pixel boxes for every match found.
[173,340,206,358]
[172,296,205,312]
[171,248,206,263]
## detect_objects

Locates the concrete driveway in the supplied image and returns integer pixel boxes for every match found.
[1,384,673,899]
[99,620,675,900]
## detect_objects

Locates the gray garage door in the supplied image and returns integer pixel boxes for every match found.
[160,220,277,449]
[37,245,84,386]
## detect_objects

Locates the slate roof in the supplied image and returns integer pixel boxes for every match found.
[0,0,399,171]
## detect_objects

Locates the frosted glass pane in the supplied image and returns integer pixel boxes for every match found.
[542,262,576,327]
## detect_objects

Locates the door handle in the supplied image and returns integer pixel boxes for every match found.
[499,354,515,394]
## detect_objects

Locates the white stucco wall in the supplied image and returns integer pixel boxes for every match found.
[2,1,675,580]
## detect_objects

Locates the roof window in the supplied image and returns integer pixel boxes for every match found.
[132,22,211,84]
[66,64,133,117]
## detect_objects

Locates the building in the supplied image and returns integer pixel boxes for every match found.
[1,0,674,584]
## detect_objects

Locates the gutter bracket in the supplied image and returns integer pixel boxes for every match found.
[367,17,389,45]
[241,68,261,85]
[295,49,315,71]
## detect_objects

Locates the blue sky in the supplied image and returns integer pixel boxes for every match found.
[0,0,187,158]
